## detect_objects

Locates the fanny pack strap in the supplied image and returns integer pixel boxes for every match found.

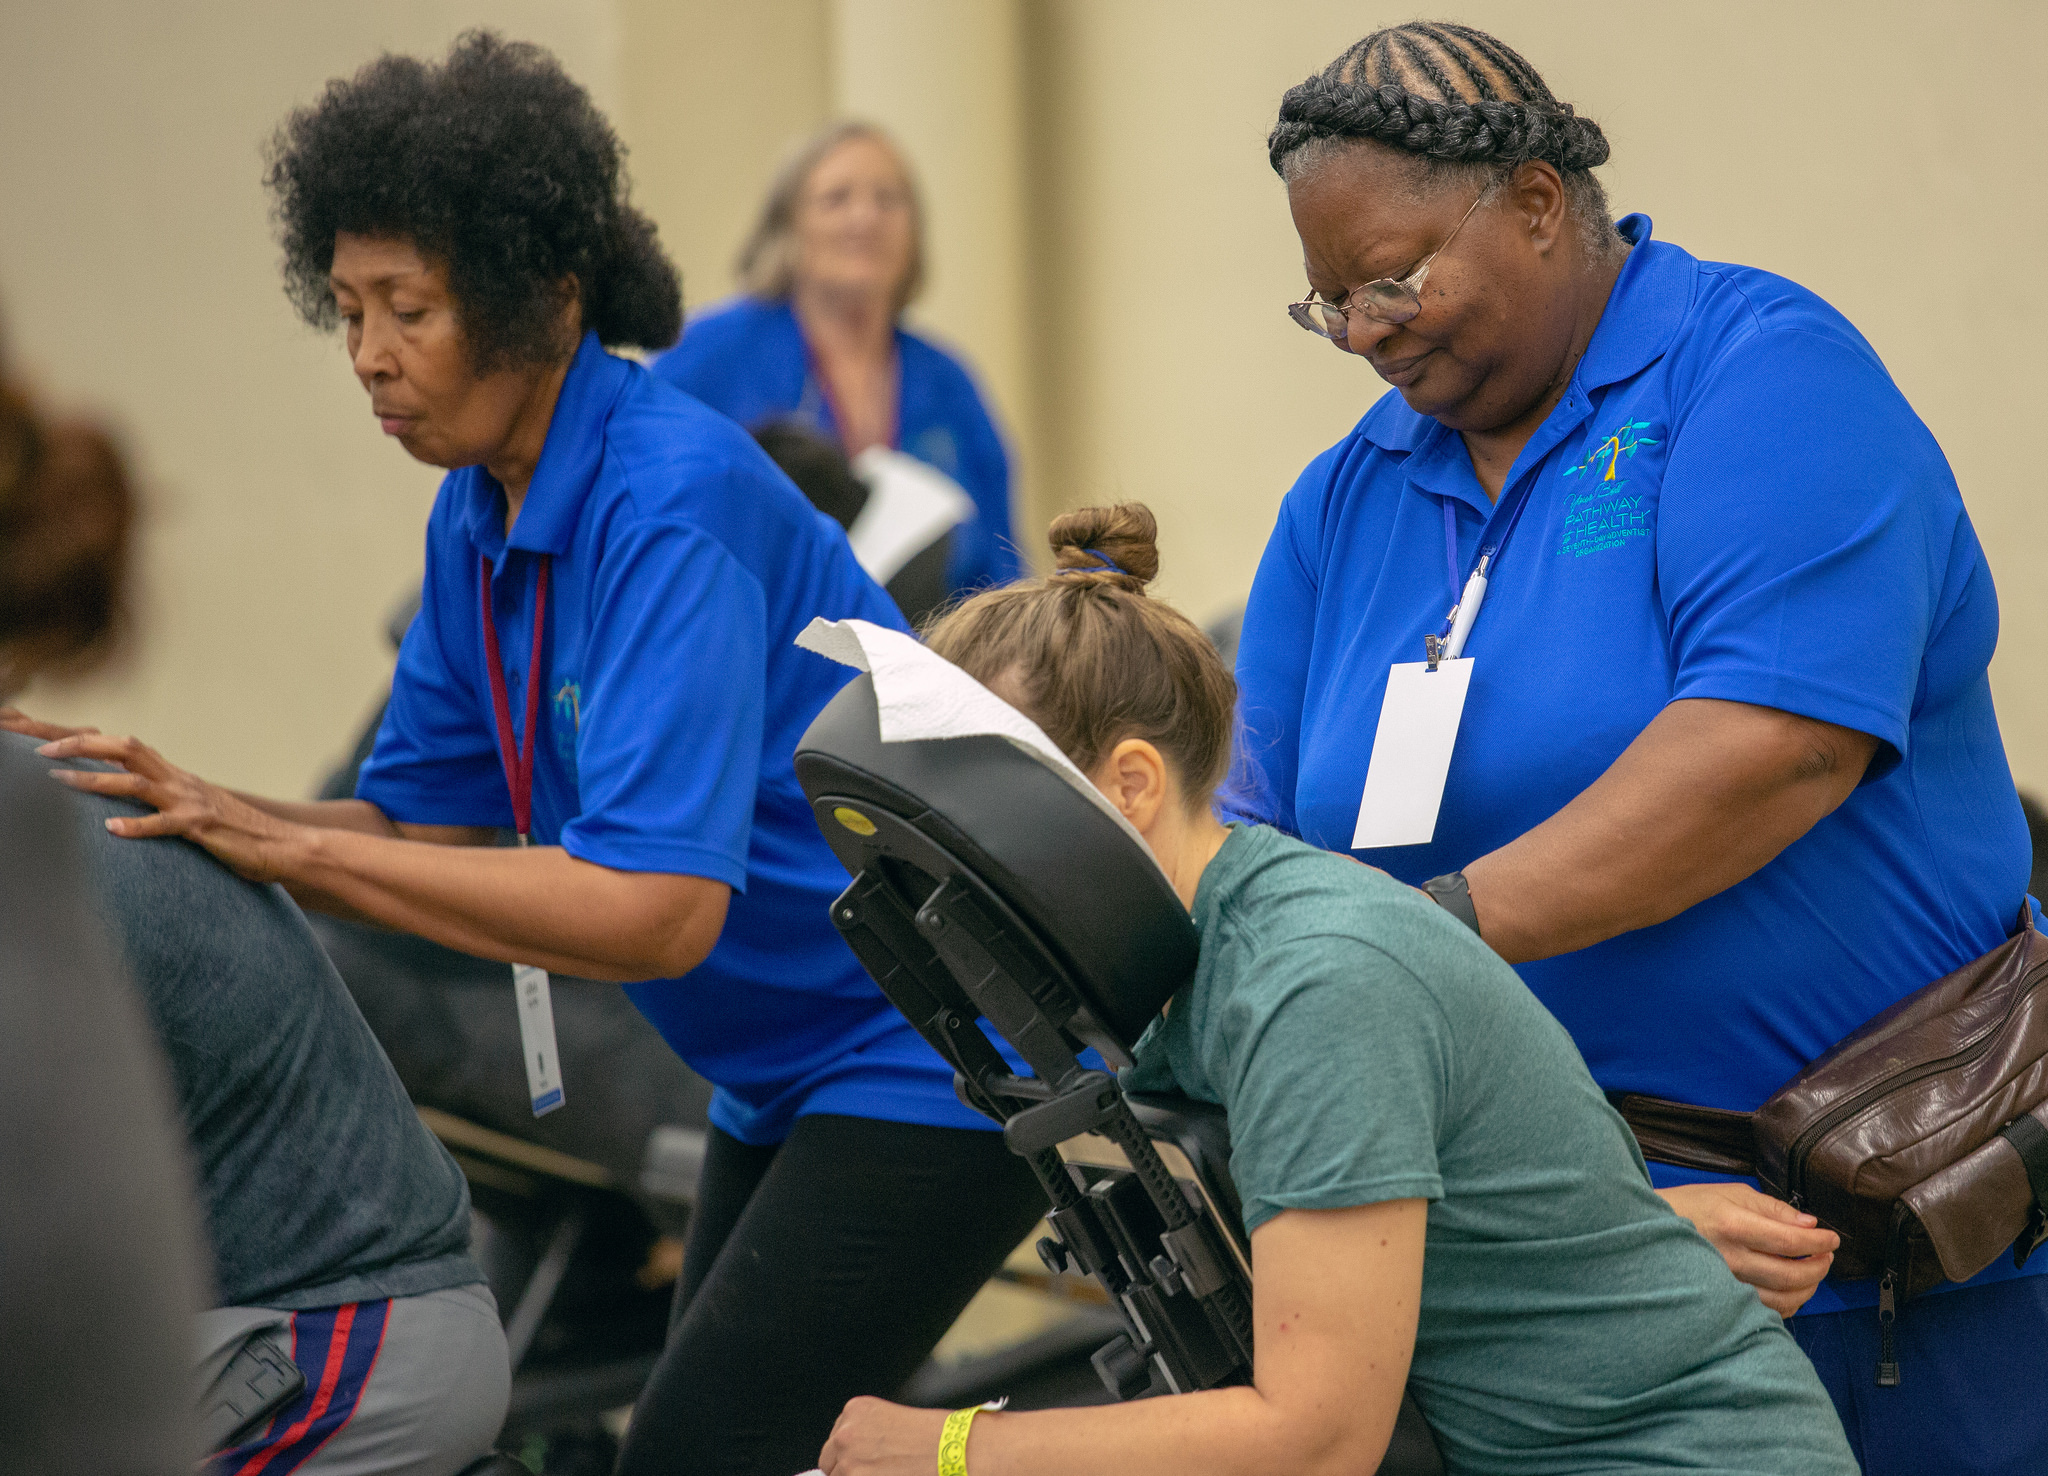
[1999,1112,2048,1268]
[1605,1092,1758,1177]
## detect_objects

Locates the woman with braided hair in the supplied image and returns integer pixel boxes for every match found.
[1236,22,2045,1475]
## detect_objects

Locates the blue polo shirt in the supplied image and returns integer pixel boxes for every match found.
[357,332,991,1145]
[649,295,1022,597]
[1234,216,2034,1312]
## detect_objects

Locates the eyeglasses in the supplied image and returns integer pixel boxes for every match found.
[1287,184,1492,346]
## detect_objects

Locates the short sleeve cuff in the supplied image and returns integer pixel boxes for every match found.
[558,825,749,891]
[354,771,513,830]
[1242,1170,1444,1234]
[1670,664,1910,761]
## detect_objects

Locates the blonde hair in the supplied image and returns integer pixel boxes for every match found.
[735,122,925,314]
[924,504,1237,809]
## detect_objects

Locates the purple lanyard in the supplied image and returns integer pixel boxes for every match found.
[1435,476,1538,646]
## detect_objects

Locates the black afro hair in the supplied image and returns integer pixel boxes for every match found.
[264,30,681,367]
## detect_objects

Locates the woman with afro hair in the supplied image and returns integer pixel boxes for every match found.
[4,33,1050,1476]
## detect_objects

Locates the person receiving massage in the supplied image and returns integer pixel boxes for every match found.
[2,33,1048,1476]
[819,504,1857,1476]
[1238,24,2038,1474]
[2,339,505,1474]
[0,357,207,1475]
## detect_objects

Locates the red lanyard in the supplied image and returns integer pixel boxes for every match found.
[481,553,551,840]
[800,330,900,453]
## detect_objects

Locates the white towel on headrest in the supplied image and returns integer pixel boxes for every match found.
[796,616,1158,862]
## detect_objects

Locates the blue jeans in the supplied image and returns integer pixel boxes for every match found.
[1791,1274,2048,1475]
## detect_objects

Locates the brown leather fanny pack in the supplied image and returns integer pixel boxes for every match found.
[1609,908,2048,1386]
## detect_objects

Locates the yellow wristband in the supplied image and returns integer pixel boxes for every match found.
[936,1404,981,1476]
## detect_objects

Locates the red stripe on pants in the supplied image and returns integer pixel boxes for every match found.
[230,1304,356,1476]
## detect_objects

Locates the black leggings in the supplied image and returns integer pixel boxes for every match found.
[614,1113,1049,1476]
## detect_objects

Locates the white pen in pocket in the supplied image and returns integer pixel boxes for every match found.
[1441,556,1490,662]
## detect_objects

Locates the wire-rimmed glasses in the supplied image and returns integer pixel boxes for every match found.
[1287,184,1492,346]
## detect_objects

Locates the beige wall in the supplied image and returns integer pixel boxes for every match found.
[6,3,2047,795]
[1,0,620,795]
[616,0,829,315]
[833,0,1038,525]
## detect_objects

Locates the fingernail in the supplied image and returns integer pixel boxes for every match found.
[103,818,119,832]
[36,742,57,755]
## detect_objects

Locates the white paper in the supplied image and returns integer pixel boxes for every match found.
[1351,658,1474,850]
[847,446,977,585]
[514,963,565,1116]
[796,617,1160,867]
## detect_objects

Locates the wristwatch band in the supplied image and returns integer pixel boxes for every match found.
[1422,871,1481,936]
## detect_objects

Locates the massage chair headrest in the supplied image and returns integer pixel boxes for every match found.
[795,673,1198,1063]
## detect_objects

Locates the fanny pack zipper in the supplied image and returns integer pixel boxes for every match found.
[1876,1203,1911,1386]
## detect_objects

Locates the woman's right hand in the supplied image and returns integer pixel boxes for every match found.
[30,730,309,884]
[0,706,101,743]
[1657,1181,1839,1317]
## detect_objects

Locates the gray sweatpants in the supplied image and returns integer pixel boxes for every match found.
[197,1283,508,1475]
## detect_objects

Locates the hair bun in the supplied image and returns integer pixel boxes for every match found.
[1047,502,1160,590]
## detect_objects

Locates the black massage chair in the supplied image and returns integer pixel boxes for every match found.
[795,674,1444,1474]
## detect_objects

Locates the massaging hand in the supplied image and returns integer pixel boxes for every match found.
[29,728,303,884]
[0,706,101,742]
[1657,1181,1839,1317]
[817,1397,954,1476]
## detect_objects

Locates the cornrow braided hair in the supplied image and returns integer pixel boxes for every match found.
[1268,22,1609,178]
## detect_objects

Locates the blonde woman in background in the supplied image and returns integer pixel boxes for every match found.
[650,123,1021,602]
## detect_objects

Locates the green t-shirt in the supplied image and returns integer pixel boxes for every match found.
[1124,826,1854,1476]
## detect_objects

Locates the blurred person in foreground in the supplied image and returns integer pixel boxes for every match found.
[6,34,1049,1476]
[4,369,507,1471]
[651,122,1020,603]
[0,720,511,1475]
[0,367,206,1476]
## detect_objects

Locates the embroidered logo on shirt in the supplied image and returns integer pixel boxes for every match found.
[553,680,582,730]
[1558,420,1661,558]
[551,678,582,783]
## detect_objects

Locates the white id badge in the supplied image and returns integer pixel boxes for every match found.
[1351,658,1475,850]
[513,963,565,1116]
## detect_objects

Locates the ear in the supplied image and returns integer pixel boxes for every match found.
[1092,738,1170,836]
[1506,161,1567,257]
